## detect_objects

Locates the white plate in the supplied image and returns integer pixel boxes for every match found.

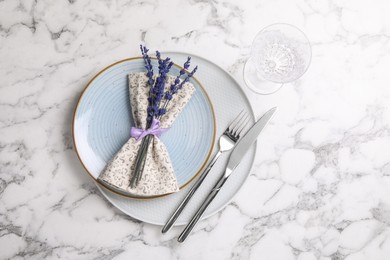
[97,52,256,225]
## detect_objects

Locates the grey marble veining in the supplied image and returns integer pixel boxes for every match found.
[1,0,390,259]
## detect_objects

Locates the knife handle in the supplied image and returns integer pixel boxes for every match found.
[162,151,223,234]
[177,174,228,243]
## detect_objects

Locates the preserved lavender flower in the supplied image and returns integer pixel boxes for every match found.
[140,45,154,87]
[132,46,199,188]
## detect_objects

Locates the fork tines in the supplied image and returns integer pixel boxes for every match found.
[228,110,251,139]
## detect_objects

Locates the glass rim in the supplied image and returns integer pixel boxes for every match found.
[250,23,312,84]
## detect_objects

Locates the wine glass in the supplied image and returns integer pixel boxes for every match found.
[243,23,312,95]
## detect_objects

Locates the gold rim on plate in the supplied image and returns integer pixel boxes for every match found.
[72,57,216,200]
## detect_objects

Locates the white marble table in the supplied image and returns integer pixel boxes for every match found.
[1,0,390,259]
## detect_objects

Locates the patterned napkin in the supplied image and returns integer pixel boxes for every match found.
[98,72,195,197]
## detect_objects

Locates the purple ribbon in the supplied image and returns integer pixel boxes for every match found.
[130,118,169,142]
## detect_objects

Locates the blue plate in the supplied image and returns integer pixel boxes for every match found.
[73,57,216,198]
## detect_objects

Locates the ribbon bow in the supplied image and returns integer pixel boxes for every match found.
[130,118,169,142]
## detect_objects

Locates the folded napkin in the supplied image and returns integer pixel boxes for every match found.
[98,72,195,197]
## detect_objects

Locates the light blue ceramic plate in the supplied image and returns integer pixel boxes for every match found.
[73,57,216,198]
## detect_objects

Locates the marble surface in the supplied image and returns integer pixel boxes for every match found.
[1,0,390,259]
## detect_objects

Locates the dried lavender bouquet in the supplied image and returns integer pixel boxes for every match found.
[130,45,198,187]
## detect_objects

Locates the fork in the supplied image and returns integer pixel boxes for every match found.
[161,110,250,233]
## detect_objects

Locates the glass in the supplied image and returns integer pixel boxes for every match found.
[243,23,312,95]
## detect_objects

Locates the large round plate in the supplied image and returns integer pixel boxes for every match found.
[73,57,216,198]
[97,52,256,225]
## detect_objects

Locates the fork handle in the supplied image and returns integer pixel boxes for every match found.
[161,151,223,234]
[177,174,228,243]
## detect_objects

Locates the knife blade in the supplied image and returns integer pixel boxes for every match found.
[177,107,277,243]
[224,106,277,177]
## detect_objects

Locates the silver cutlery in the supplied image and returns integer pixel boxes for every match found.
[161,110,251,234]
[177,107,277,243]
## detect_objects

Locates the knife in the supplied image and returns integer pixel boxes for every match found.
[177,107,277,243]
